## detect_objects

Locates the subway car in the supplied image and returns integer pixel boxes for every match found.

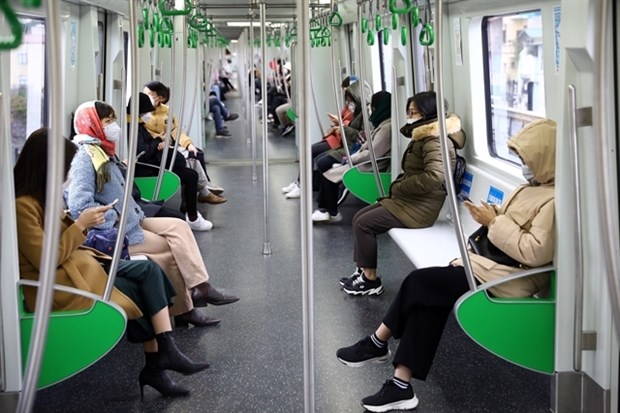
[0,0,618,412]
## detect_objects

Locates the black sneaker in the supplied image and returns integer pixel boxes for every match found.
[336,336,389,367]
[361,380,419,412]
[342,274,384,296]
[339,267,362,286]
[225,113,239,121]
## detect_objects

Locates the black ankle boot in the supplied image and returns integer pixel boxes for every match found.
[156,331,210,375]
[139,353,189,400]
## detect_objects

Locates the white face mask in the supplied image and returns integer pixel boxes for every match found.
[141,113,153,123]
[347,102,356,112]
[521,163,535,183]
[104,122,122,142]
[405,115,422,124]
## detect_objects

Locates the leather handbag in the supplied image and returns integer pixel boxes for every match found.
[467,226,525,268]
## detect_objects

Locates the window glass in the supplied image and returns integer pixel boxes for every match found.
[483,11,545,163]
[10,17,46,163]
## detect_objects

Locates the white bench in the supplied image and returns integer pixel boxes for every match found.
[388,165,517,269]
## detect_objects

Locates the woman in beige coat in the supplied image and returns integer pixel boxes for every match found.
[14,129,209,398]
[336,119,556,412]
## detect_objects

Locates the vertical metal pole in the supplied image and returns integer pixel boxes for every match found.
[184,43,201,136]
[104,0,141,301]
[356,4,385,198]
[592,0,620,340]
[119,67,128,161]
[309,71,325,137]
[433,0,476,291]
[97,73,104,100]
[259,2,271,255]
[17,1,64,411]
[298,0,314,410]
[250,19,258,180]
[329,38,352,167]
[168,21,187,171]
[391,66,401,181]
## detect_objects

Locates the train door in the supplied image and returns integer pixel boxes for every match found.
[554,0,619,411]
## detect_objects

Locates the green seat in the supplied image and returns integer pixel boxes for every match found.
[454,269,556,374]
[134,166,181,202]
[19,281,127,389]
[342,166,391,204]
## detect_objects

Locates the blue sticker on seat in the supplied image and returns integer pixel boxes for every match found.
[459,171,473,198]
[487,186,504,205]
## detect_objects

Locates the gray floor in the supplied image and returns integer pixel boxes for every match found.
[33,91,550,412]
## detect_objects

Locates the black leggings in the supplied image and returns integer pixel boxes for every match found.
[171,164,199,216]
[383,266,470,380]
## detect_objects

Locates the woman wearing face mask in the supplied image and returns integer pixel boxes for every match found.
[282,77,370,199]
[336,119,556,412]
[339,91,466,296]
[67,101,239,329]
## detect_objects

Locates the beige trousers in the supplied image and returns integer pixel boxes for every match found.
[128,217,210,316]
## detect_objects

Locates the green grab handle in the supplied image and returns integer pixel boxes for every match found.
[165,33,172,48]
[20,0,41,6]
[388,0,412,14]
[149,28,155,48]
[411,6,419,27]
[383,29,390,45]
[419,22,434,46]
[329,11,343,27]
[392,14,398,30]
[158,0,192,16]
[152,12,161,31]
[158,30,166,47]
[160,17,174,34]
[0,0,23,50]
[401,25,407,46]
[375,15,382,31]
[361,17,368,33]
[142,8,150,30]
[137,24,145,48]
[189,13,209,31]
[366,30,375,46]
[289,27,297,36]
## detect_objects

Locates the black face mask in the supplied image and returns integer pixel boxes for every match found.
[400,123,415,138]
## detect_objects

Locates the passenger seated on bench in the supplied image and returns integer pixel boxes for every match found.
[282,76,370,199]
[336,119,556,413]
[14,129,209,398]
[341,92,466,296]
[312,91,393,223]
[67,101,239,328]
[142,81,230,193]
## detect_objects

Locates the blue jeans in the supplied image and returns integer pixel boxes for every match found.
[209,96,229,131]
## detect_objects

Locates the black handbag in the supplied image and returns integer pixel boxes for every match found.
[467,226,525,268]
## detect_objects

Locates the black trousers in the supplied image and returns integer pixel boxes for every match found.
[383,266,470,380]
[352,203,406,268]
[113,260,175,343]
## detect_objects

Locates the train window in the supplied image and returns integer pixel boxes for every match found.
[482,11,546,164]
[9,17,46,162]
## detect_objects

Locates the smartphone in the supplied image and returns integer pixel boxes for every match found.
[108,199,119,207]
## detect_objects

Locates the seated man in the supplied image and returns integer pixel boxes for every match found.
[208,90,239,137]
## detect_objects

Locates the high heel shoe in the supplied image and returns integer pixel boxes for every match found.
[139,366,190,400]
[156,331,210,375]
[174,308,220,327]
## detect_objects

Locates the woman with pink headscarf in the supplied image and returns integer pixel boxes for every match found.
[66,101,239,328]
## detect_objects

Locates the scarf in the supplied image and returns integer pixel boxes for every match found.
[368,91,391,127]
[73,102,116,156]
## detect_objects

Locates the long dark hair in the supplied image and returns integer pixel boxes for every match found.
[408,91,448,122]
[14,128,78,209]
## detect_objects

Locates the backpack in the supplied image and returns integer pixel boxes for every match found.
[84,228,130,260]
[453,153,467,193]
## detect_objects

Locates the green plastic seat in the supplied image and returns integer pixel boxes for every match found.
[19,281,127,389]
[454,269,556,374]
[342,165,391,204]
[134,164,181,202]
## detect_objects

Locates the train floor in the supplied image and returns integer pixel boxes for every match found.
[34,91,550,412]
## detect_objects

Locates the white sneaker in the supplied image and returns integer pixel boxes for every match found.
[282,181,298,194]
[186,212,213,231]
[285,185,301,199]
[312,209,342,223]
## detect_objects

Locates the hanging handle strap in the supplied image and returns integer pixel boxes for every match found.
[329,11,343,27]
[419,22,434,46]
[388,0,412,14]
[0,0,23,50]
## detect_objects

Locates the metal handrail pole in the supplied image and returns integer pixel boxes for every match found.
[329,37,352,166]
[356,3,385,197]
[119,67,128,161]
[17,1,64,411]
[592,0,620,340]
[250,15,258,181]
[433,0,476,291]
[103,0,141,301]
[168,21,188,171]
[391,66,401,181]
[184,41,201,136]
[309,69,325,137]
[259,1,272,255]
[567,85,585,371]
[297,0,315,409]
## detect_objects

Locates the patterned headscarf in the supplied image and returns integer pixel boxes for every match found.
[73,101,116,156]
